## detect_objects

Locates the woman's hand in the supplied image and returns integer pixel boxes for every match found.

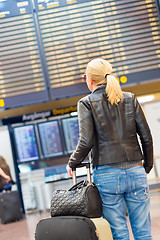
[0,168,11,182]
[66,165,73,178]
[5,175,11,182]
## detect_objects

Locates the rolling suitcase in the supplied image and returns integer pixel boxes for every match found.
[35,163,113,240]
[35,216,113,240]
[0,190,23,224]
[35,216,98,240]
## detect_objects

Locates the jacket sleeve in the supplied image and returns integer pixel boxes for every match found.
[134,96,153,173]
[68,99,94,168]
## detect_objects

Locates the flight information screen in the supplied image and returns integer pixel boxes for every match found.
[35,0,160,99]
[38,120,63,158]
[61,117,79,153]
[13,125,39,162]
[0,0,160,108]
[0,0,48,108]
[0,0,32,17]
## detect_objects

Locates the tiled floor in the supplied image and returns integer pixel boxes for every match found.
[0,194,160,240]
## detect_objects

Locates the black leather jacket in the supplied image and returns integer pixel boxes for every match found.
[68,85,153,173]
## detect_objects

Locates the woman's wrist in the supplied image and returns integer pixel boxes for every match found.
[0,169,10,180]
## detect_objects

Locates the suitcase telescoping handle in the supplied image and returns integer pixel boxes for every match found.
[72,162,91,185]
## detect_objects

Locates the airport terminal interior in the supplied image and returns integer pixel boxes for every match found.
[0,0,160,239]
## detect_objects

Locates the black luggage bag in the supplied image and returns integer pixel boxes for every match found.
[0,190,23,224]
[35,216,98,240]
[35,163,113,240]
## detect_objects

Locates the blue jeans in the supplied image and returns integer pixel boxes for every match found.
[93,165,152,240]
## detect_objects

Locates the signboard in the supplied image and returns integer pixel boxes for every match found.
[0,0,48,109]
[0,0,32,18]
[35,0,160,99]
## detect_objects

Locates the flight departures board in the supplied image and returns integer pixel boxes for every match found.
[0,0,160,109]
[35,0,160,99]
[0,0,48,109]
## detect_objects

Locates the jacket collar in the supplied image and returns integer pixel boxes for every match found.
[92,84,106,93]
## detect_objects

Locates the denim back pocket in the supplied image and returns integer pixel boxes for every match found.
[131,173,149,201]
[94,173,120,204]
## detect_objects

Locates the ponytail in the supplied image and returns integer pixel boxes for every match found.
[86,58,124,105]
[105,75,124,105]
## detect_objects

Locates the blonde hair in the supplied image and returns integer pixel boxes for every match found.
[86,58,124,105]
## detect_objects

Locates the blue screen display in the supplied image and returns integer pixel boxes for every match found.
[14,125,39,162]
[34,0,88,11]
[0,0,32,18]
[38,120,63,158]
[61,117,79,153]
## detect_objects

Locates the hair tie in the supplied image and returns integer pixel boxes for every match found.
[105,74,109,78]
